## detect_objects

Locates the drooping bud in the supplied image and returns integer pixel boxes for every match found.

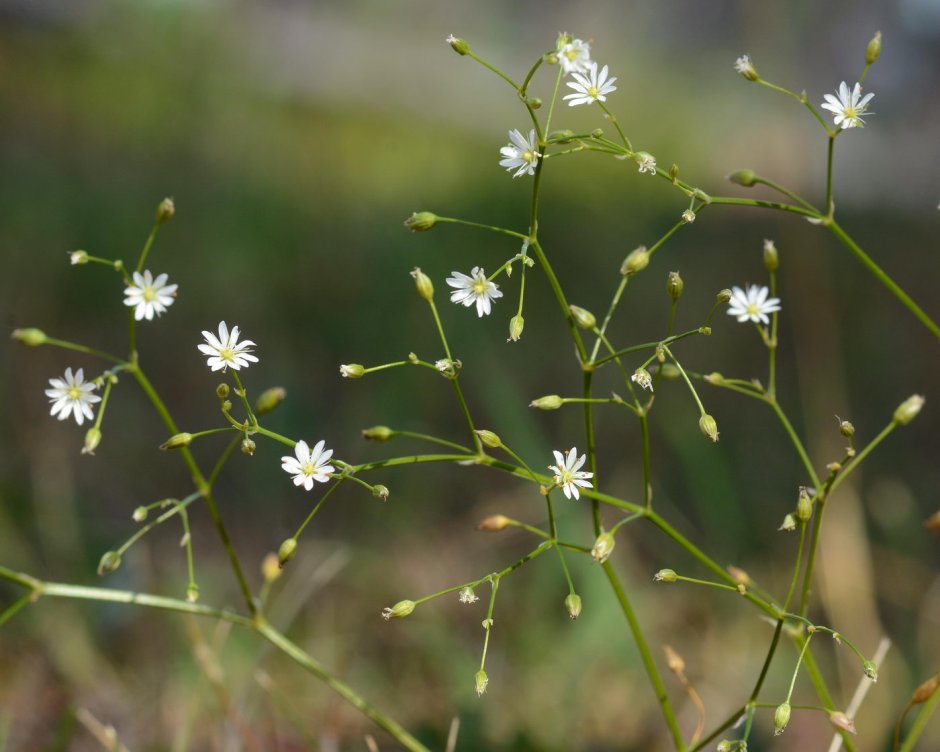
[530,395,563,410]
[339,363,365,379]
[699,414,719,442]
[728,169,758,187]
[796,487,813,522]
[508,314,525,342]
[132,506,148,522]
[666,271,684,300]
[97,550,122,576]
[410,267,434,301]
[865,31,882,65]
[446,34,470,56]
[255,387,286,415]
[372,484,390,502]
[773,702,791,735]
[241,438,256,456]
[475,430,502,448]
[403,211,438,232]
[717,289,733,304]
[621,246,650,276]
[11,328,47,346]
[763,239,779,272]
[156,197,175,225]
[381,600,416,620]
[82,427,102,455]
[654,568,678,583]
[362,425,394,442]
[277,537,298,567]
[564,593,582,619]
[262,553,282,583]
[477,514,511,532]
[863,660,878,682]
[569,305,596,330]
[474,669,489,696]
[216,383,230,399]
[70,250,89,265]
[591,531,615,564]
[160,432,193,450]
[829,711,857,734]
[893,395,925,426]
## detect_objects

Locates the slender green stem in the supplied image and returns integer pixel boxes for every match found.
[40,336,126,365]
[392,430,472,454]
[230,371,257,427]
[0,593,33,629]
[825,136,835,214]
[114,492,200,559]
[755,80,831,131]
[293,479,346,539]
[802,645,859,752]
[592,329,701,368]
[135,223,161,273]
[598,102,632,151]
[752,178,818,212]
[673,575,741,593]
[783,523,807,611]
[899,679,940,752]
[707,196,820,218]
[785,630,814,702]
[583,371,601,534]
[529,238,586,361]
[767,270,778,400]
[662,346,705,415]
[543,66,563,135]
[639,413,653,510]
[590,276,629,362]
[465,50,520,91]
[435,216,529,241]
[208,435,241,487]
[767,399,820,489]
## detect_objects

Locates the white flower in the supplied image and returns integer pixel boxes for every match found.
[726,285,781,325]
[632,368,653,392]
[549,447,594,500]
[45,367,101,426]
[821,82,874,129]
[281,439,335,491]
[681,209,696,224]
[563,62,617,107]
[198,321,258,371]
[458,587,479,604]
[636,152,657,176]
[499,129,541,178]
[446,267,503,317]
[123,270,178,321]
[558,38,592,75]
[734,54,758,80]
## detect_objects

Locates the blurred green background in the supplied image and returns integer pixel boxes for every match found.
[1,1,939,750]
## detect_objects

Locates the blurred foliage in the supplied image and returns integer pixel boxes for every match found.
[1,1,939,750]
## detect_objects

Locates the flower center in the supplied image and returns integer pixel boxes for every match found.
[746,303,759,316]
[220,347,235,361]
[68,386,82,400]
[844,106,857,119]
[564,50,577,61]
[522,150,535,164]
[588,86,599,98]
[143,287,156,302]
[472,280,488,295]
[301,462,316,476]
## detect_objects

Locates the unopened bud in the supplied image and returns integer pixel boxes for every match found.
[829,711,857,735]
[913,675,940,704]
[727,565,750,586]
[716,741,734,752]
[525,96,542,109]
[132,506,148,522]
[735,55,759,81]
[893,394,925,425]
[654,568,678,583]
[663,645,685,675]
[779,513,797,532]
[478,514,511,532]
[410,267,434,301]
[728,169,758,186]
[717,289,733,304]
[446,34,470,55]
[362,425,394,442]
[681,209,696,224]
[372,484,390,502]
[621,246,650,276]
[508,314,525,342]
[591,531,615,564]
[474,669,489,696]
[658,363,680,380]
[216,383,230,399]
[70,250,89,265]
[186,584,199,603]
[564,593,582,619]
[530,394,563,410]
[667,271,684,300]
[863,660,878,682]
[12,328,47,346]
[97,550,122,576]
[255,387,286,415]
[475,430,502,448]
[278,537,298,567]
[699,414,719,442]
[838,419,855,437]
[82,427,102,455]
[262,553,282,583]
[156,197,175,225]
[340,363,365,379]
[763,239,779,272]
[668,164,679,182]
[160,432,193,450]
[241,438,256,456]
[569,305,596,330]
[866,31,882,65]
[774,702,791,735]
[381,600,416,620]
[404,211,438,232]
[704,372,725,385]
[796,487,813,522]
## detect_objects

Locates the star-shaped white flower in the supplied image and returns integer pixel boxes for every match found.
[726,285,781,325]
[563,62,617,107]
[198,321,258,371]
[446,267,503,317]
[499,129,541,178]
[558,38,592,75]
[46,367,101,426]
[549,447,594,500]
[281,439,335,491]
[124,270,178,321]
[821,82,874,129]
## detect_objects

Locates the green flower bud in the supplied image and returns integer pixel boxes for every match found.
[216,383,230,399]
[866,31,882,65]
[621,246,650,276]
[569,305,596,330]
[716,741,734,752]
[668,163,680,182]
[681,209,696,224]
[893,395,925,426]
[779,513,797,532]
[261,553,282,583]
[699,414,719,442]
[70,250,89,265]
[838,419,855,437]
[796,487,813,522]
[529,395,563,410]
[657,363,680,380]
[763,239,779,272]
[478,514,511,532]
[525,96,542,109]
[654,568,678,583]
[11,328,47,346]
[565,593,582,620]
[404,211,438,232]
[446,34,470,55]
[241,438,256,456]
[186,584,200,603]
[255,386,286,416]
[132,506,148,522]
[727,169,757,187]
[829,711,857,734]
[774,702,791,735]
[156,197,175,225]
[372,484,390,502]
[508,314,525,342]
[475,429,502,448]
[735,55,759,81]
[717,289,733,304]
[82,427,102,455]
[410,267,434,301]
[666,271,684,300]
[160,432,193,450]
[382,599,416,620]
[339,363,365,379]
[97,550,122,576]
[278,537,298,567]
[362,425,394,441]
[474,669,489,696]
[591,531,616,564]
[863,660,878,682]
